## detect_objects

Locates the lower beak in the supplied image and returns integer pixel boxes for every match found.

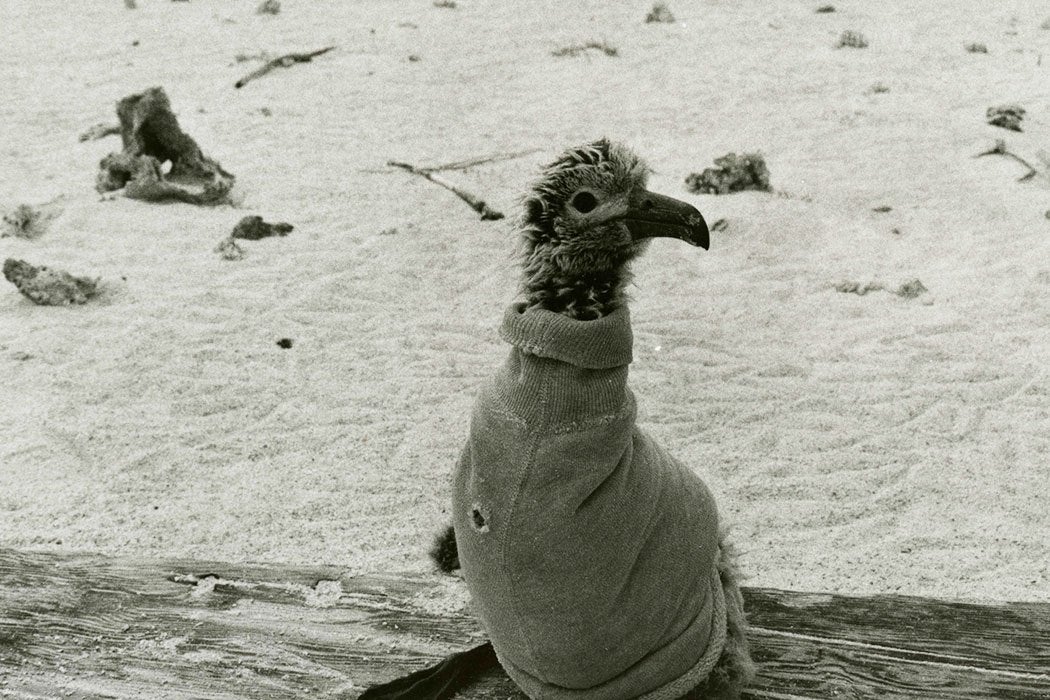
[624,189,709,250]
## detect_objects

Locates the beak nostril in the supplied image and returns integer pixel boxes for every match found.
[642,199,654,211]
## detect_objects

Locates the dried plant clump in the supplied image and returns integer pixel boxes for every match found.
[3,258,99,306]
[836,30,868,49]
[552,40,619,57]
[3,205,45,239]
[965,42,988,53]
[96,87,235,205]
[685,153,772,195]
[256,0,280,14]
[815,5,835,13]
[230,215,293,240]
[834,279,927,299]
[896,279,928,299]
[987,104,1025,132]
[215,237,246,261]
[646,2,675,23]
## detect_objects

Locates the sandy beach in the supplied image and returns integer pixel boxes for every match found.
[1,0,1048,606]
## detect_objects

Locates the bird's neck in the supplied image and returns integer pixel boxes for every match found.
[520,259,631,321]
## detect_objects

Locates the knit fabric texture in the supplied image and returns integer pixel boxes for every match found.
[452,302,725,700]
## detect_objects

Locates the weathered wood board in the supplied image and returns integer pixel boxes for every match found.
[1,548,1048,699]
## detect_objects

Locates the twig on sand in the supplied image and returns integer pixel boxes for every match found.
[424,149,543,173]
[552,40,619,58]
[79,123,122,142]
[388,161,505,220]
[975,139,1041,182]
[234,46,336,88]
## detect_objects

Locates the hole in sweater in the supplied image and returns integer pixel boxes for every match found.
[470,504,489,533]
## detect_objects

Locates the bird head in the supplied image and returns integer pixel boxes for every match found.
[519,139,709,277]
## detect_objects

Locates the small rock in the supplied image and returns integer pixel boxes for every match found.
[815,4,835,12]
[276,338,293,349]
[230,215,293,240]
[965,42,988,53]
[645,2,675,23]
[433,0,457,7]
[872,205,892,213]
[987,104,1025,132]
[868,82,890,94]
[3,259,99,306]
[256,0,280,14]
[408,54,422,62]
[685,153,771,195]
[710,218,729,232]
[215,237,245,261]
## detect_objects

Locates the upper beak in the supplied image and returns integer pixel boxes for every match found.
[624,188,709,250]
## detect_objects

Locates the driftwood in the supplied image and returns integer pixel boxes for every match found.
[235,46,336,88]
[2,548,1049,699]
[976,139,1041,181]
[96,87,235,205]
[388,161,505,220]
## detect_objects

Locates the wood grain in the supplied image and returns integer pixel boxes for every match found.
[1,549,1047,699]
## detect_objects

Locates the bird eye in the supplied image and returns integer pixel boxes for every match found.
[570,191,598,213]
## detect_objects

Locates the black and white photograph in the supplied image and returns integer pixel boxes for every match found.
[2,2,1048,698]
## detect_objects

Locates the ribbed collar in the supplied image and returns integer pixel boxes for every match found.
[499,302,633,369]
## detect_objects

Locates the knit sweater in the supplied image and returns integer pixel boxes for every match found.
[452,303,726,700]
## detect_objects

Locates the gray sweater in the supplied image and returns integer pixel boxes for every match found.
[453,303,725,700]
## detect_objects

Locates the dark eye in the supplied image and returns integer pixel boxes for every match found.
[570,191,598,213]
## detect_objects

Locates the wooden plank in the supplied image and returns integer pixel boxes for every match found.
[1,549,1048,699]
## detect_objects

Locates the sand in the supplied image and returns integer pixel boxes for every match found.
[1,0,1048,605]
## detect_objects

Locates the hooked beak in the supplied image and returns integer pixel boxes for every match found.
[624,188,709,250]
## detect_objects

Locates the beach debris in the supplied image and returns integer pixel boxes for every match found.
[3,205,47,240]
[389,160,504,220]
[646,3,675,23]
[685,153,772,195]
[816,4,835,12]
[234,46,335,88]
[975,139,1040,181]
[276,338,293,349]
[710,218,728,232]
[867,82,890,94]
[78,122,121,142]
[408,54,422,62]
[256,0,280,14]
[986,104,1025,132]
[872,205,893,213]
[836,30,868,49]
[965,42,989,53]
[552,40,619,58]
[214,236,246,261]
[896,279,928,299]
[433,0,457,7]
[231,215,294,240]
[833,278,927,299]
[95,87,235,205]
[124,0,136,8]
[3,258,99,306]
